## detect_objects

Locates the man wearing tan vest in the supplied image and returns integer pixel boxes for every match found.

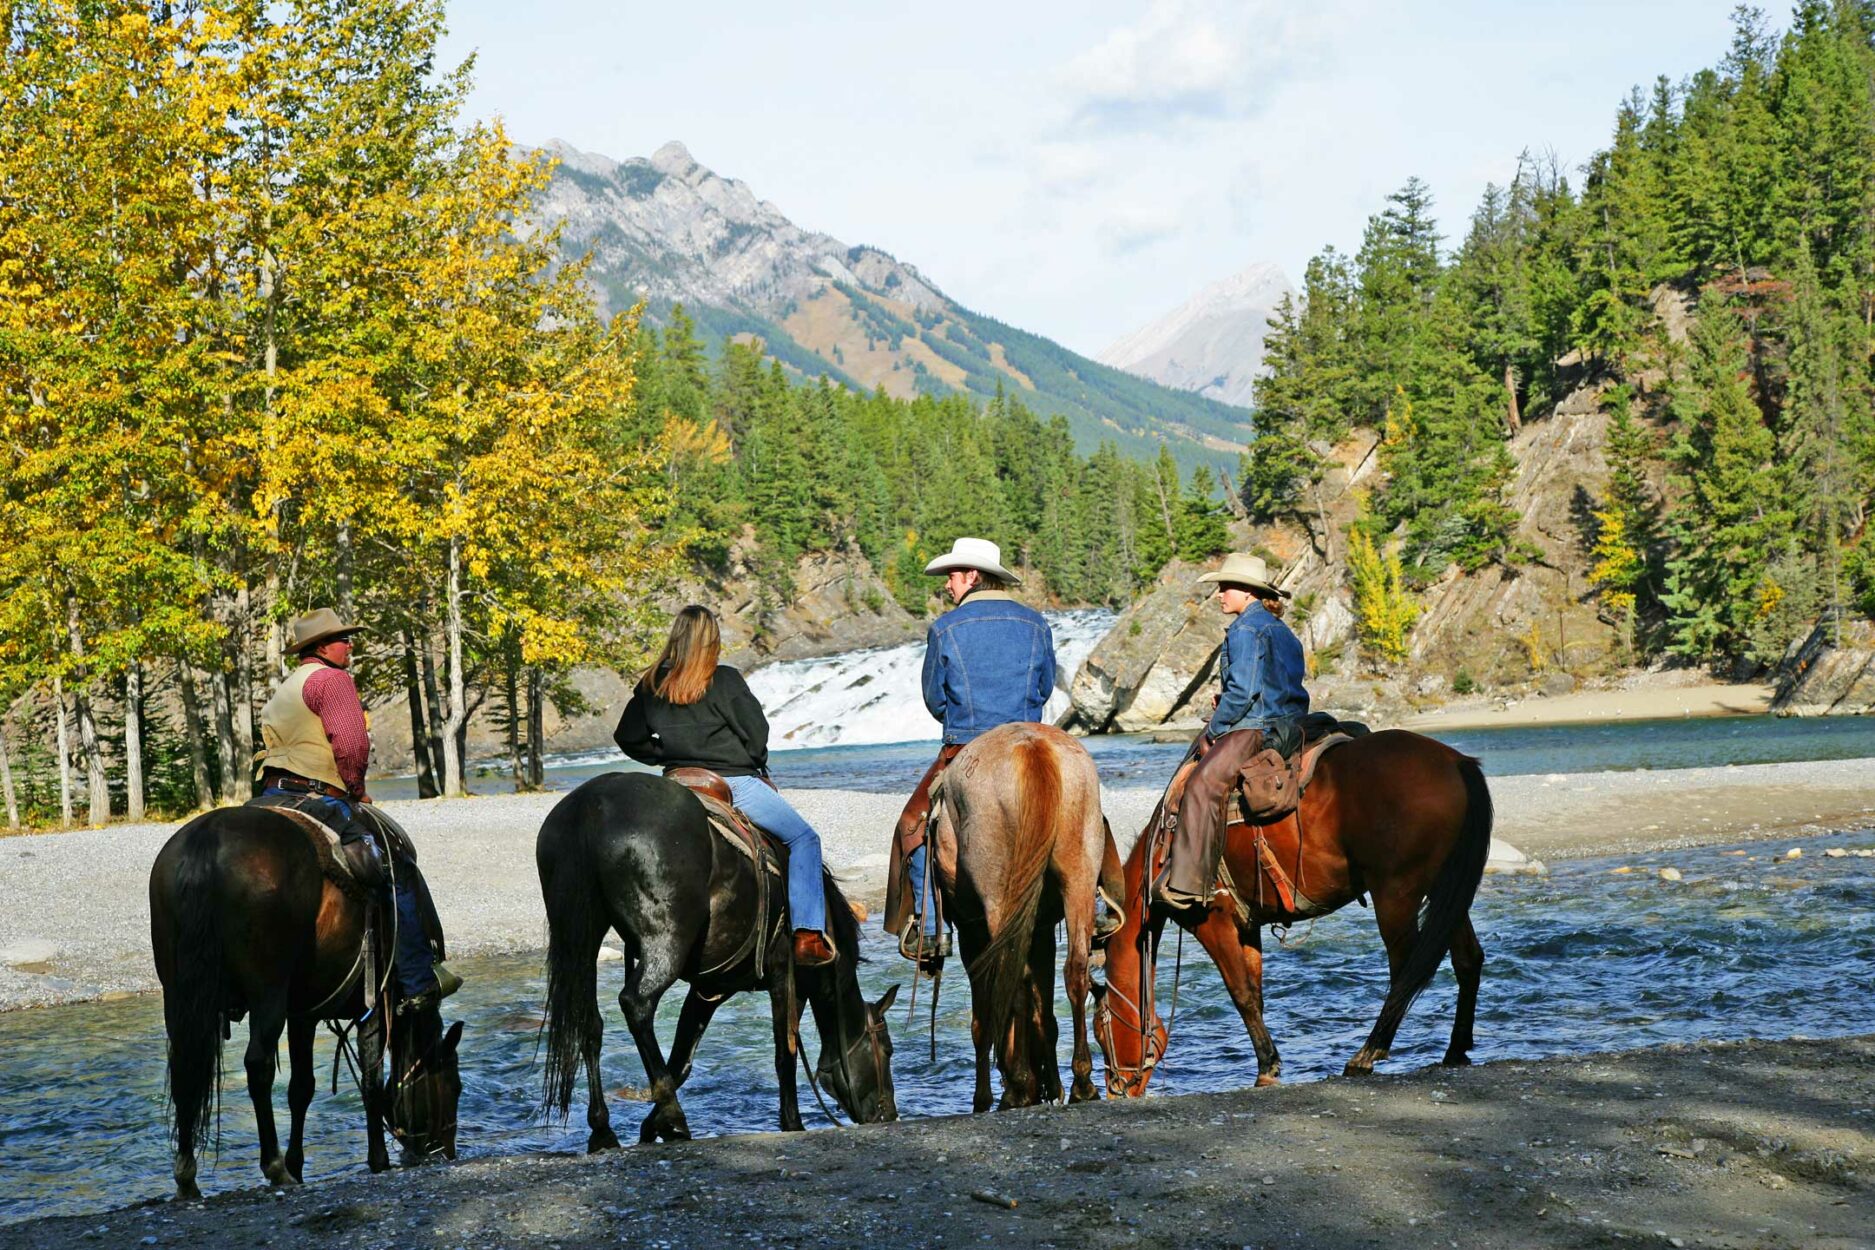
[257,608,453,1006]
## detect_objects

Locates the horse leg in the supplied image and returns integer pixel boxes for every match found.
[1346,890,1420,1075]
[768,966,806,1133]
[583,1043,618,1152]
[243,994,292,1186]
[1196,912,1283,1086]
[1063,896,1098,1104]
[617,946,689,1143]
[283,1015,316,1183]
[1023,921,1061,1108]
[358,1009,391,1172]
[667,986,724,1091]
[1443,915,1484,1066]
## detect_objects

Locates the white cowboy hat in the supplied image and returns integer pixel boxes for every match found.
[284,607,364,653]
[923,537,1021,586]
[1196,552,1290,598]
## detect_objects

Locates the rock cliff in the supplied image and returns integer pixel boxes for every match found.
[1773,618,1875,716]
[1096,262,1293,408]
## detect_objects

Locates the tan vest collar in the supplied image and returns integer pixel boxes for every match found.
[960,588,1014,604]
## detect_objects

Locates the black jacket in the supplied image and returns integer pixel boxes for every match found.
[613,664,769,777]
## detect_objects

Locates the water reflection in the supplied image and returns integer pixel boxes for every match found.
[3,829,1872,1224]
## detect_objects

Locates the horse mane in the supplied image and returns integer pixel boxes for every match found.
[964,731,1064,1064]
[821,869,862,970]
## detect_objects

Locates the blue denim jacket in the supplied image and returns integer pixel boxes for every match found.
[1208,602,1308,737]
[921,590,1057,744]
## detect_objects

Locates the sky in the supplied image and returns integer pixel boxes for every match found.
[436,0,1746,357]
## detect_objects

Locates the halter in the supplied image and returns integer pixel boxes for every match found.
[388,1028,456,1156]
[811,974,892,1123]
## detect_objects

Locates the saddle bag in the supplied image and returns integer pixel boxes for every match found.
[1237,748,1300,821]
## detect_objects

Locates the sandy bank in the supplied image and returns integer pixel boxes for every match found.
[3,757,1872,1011]
[1402,680,1775,730]
[4,1033,1869,1248]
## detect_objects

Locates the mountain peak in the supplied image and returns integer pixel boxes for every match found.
[1098,262,1293,409]
[650,140,697,176]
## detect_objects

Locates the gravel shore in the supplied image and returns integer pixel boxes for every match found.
[5,1033,1869,1249]
[3,756,1873,1011]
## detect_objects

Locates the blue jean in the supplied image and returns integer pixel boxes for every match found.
[262,787,438,999]
[724,776,827,937]
[905,845,939,936]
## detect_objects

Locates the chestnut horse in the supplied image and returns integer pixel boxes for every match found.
[928,722,1106,1109]
[1093,729,1492,1095]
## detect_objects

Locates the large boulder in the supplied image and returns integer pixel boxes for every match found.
[1773,617,1875,715]
[1066,561,1225,733]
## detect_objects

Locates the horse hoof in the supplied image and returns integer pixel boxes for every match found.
[1255,1074,1281,1088]
[263,1161,294,1187]
[588,1129,620,1153]
[1069,1080,1100,1104]
[175,1181,202,1202]
[1442,1051,1472,1067]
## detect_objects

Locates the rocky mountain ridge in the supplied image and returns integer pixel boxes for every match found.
[529,139,1253,473]
[1097,261,1293,408]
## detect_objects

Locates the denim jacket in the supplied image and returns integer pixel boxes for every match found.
[921,590,1057,744]
[1208,602,1308,738]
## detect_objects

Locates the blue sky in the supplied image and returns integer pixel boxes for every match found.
[437,0,1745,356]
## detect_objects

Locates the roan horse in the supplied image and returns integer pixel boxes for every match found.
[149,806,463,1198]
[537,772,897,1145]
[927,722,1107,1109]
[1094,729,1492,1095]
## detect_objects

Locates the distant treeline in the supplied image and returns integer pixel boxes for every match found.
[628,308,1233,614]
[1246,1,1875,670]
[0,1,1228,829]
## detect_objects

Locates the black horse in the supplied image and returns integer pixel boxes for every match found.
[149,806,463,1198]
[538,771,897,1145]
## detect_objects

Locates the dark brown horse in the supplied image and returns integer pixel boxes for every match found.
[928,723,1107,1110]
[149,806,462,1198]
[1093,729,1492,1095]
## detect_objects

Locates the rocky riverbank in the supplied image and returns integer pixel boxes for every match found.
[4,1033,1869,1249]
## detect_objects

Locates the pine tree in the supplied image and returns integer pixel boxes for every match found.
[1173,466,1231,562]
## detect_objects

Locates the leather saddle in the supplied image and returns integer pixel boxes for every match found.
[665,768,783,877]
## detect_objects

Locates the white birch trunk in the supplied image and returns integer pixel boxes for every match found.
[65,599,110,824]
[124,661,145,821]
[440,537,467,796]
[0,713,19,829]
[55,677,73,827]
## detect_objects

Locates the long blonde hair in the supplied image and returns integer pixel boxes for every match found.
[639,605,721,705]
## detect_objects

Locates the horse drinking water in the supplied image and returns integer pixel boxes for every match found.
[924,722,1108,1109]
[1094,728,1493,1095]
[149,805,462,1198]
[537,771,897,1145]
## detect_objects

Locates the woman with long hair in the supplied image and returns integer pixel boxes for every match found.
[613,605,834,966]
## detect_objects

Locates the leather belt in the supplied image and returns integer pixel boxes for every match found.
[263,770,349,800]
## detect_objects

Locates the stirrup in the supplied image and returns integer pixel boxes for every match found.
[898,917,950,968]
[1093,887,1125,948]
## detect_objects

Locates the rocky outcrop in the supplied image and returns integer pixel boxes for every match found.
[1773,617,1875,716]
[1065,561,1224,733]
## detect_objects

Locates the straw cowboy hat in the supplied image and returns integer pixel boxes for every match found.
[923,537,1021,585]
[1196,553,1290,599]
[284,607,364,653]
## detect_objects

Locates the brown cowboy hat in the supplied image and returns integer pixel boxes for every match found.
[1196,552,1290,599]
[284,607,363,653]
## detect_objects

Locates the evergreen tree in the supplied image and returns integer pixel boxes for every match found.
[1173,466,1231,562]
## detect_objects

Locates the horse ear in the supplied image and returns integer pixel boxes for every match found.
[442,1020,464,1053]
[875,984,900,1015]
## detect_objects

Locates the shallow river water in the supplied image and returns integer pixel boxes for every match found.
[4,827,1872,1225]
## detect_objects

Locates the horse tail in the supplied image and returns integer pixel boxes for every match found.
[965,733,1065,1058]
[163,818,225,1156]
[539,803,608,1120]
[1366,754,1493,1047]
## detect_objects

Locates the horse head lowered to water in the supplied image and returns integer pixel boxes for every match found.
[536,771,896,1145]
[1094,728,1493,1096]
[149,805,462,1198]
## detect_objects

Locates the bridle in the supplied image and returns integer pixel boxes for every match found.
[817,987,892,1121]
[388,1029,457,1157]
[1093,969,1165,1097]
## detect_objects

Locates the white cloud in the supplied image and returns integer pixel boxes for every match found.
[1097,206,1183,256]
[1059,0,1350,130]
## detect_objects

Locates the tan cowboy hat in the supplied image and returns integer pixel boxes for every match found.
[1196,552,1290,598]
[284,607,363,653]
[923,536,1022,586]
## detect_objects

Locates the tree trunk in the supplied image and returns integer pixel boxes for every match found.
[505,659,522,790]
[1503,360,1523,433]
[420,633,445,792]
[124,660,145,821]
[402,629,438,799]
[440,538,468,796]
[527,666,545,790]
[336,519,355,620]
[0,713,19,830]
[65,598,110,824]
[210,660,239,803]
[176,659,214,810]
[54,677,74,827]
[231,586,256,799]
